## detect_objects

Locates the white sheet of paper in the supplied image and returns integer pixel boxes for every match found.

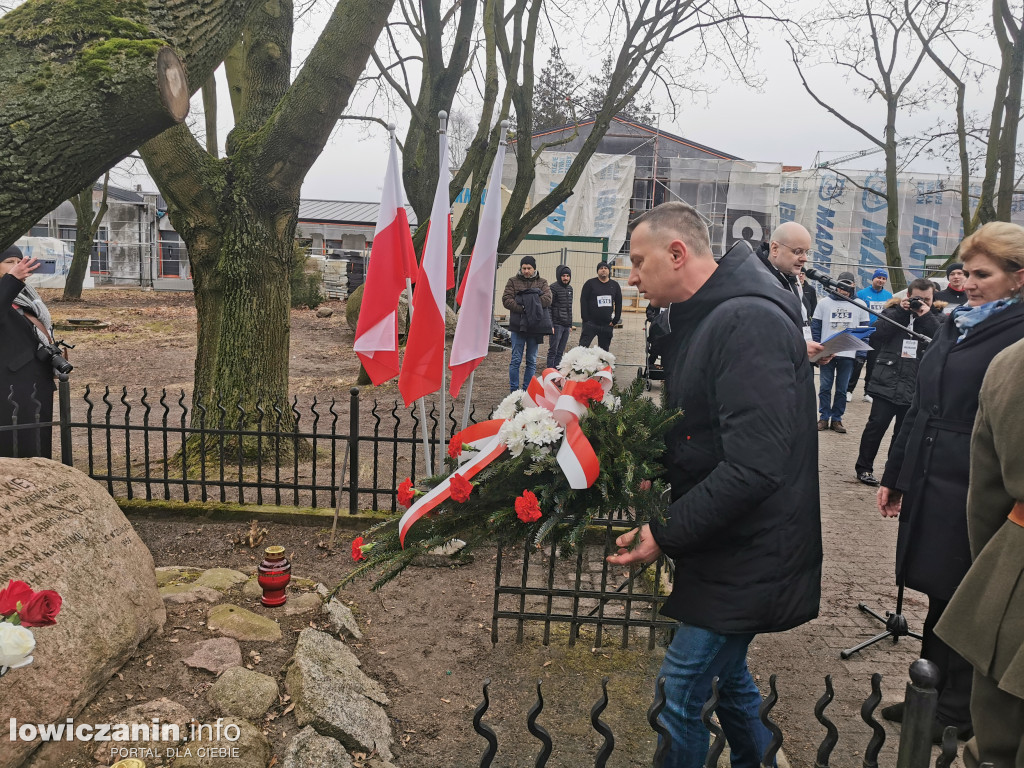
[809,329,873,362]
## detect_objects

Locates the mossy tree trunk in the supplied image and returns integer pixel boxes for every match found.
[0,0,262,251]
[64,172,110,301]
[140,0,392,437]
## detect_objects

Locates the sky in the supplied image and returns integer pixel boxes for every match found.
[80,0,1003,202]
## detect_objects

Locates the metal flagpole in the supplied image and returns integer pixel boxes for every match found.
[460,370,475,431]
[437,110,449,476]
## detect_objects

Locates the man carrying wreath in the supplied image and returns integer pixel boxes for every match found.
[609,202,822,767]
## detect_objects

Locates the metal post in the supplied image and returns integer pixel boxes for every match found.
[348,387,360,515]
[58,374,72,466]
[896,659,940,768]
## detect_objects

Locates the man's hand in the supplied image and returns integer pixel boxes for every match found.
[9,257,40,282]
[878,486,902,518]
[807,341,834,365]
[605,524,662,567]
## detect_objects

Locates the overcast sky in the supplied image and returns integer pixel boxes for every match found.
[81,0,1004,201]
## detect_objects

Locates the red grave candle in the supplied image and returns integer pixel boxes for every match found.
[257,546,291,607]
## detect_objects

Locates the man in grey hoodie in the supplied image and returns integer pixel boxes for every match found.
[546,265,573,369]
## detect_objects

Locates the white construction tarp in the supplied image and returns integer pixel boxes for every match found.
[531,151,636,252]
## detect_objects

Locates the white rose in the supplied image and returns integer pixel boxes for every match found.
[0,623,36,670]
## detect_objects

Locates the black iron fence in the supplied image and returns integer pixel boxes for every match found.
[473,660,990,768]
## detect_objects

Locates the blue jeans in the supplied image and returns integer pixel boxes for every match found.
[818,356,854,421]
[657,624,770,768]
[509,331,540,392]
[546,325,571,369]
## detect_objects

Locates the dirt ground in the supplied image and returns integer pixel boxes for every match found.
[35,289,932,768]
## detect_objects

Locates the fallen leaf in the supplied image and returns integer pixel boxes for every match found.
[282,703,295,716]
[542,661,552,667]
[440,698,451,703]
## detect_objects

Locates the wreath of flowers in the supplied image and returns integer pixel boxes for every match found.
[341,348,679,589]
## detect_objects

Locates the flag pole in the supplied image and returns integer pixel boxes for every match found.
[460,370,475,431]
[437,110,449,476]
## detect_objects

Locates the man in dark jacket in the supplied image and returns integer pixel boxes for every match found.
[608,202,822,767]
[934,262,968,314]
[579,261,621,351]
[501,255,552,392]
[546,265,573,369]
[854,279,941,486]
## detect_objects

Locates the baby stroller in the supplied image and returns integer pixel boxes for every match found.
[641,304,667,390]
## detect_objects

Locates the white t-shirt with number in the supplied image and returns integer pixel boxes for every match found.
[812,296,870,358]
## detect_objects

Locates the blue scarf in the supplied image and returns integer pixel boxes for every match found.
[951,297,1020,343]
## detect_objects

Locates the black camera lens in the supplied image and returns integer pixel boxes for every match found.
[908,297,924,310]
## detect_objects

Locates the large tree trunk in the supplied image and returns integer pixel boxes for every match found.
[64,176,109,301]
[0,0,262,250]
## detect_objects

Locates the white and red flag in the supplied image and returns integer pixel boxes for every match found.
[449,126,508,397]
[353,128,418,385]
[398,121,454,406]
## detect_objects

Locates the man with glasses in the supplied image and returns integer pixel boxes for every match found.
[757,222,828,361]
[854,278,941,485]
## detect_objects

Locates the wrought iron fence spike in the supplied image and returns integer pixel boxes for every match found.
[473,679,498,768]
[814,675,838,768]
[527,679,552,767]
[861,672,885,768]
[700,676,725,768]
[935,725,959,768]
[591,676,614,768]
[648,675,672,768]
[759,673,784,768]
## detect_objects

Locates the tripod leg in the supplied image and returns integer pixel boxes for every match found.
[841,629,895,659]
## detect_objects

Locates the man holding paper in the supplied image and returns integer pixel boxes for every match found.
[812,272,870,433]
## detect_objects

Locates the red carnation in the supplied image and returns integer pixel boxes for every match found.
[447,438,463,459]
[397,477,416,508]
[17,590,62,628]
[449,473,473,503]
[571,379,605,406]
[515,489,542,523]
[0,580,34,618]
[351,536,367,562]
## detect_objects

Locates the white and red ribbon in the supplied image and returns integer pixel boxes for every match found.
[397,367,612,547]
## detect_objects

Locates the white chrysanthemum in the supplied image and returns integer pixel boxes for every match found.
[558,346,615,381]
[601,391,621,411]
[498,406,563,456]
[493,390,527,421]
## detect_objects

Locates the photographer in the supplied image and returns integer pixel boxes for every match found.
[0,245,60,458]
[854,279,942,486]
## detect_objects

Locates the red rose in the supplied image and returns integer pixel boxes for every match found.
[514,489,542,523]
[447,439,462,459]
[17,590,62,628]
[397,477,416,508]
[449,473,473,503]
[571,379,605,406]
[351,536,367,562]
[0,580,34,618]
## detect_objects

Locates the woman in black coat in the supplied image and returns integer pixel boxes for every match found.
[878,222,1024,741]
[0,246,56,458]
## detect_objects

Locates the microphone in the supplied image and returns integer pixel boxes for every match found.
[802,267,847,291]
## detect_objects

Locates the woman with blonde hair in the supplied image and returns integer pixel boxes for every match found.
[878,221,1024,742]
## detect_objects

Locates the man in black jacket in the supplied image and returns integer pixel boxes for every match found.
[501,256,553,392]
[934,262,968,314]
[546,265,573,369]
[854,278,942,486]
[608,202,822,767]
[579,261,621,351]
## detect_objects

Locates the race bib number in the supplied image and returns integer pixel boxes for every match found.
[597,295,613,308]
[901,340,918,359]
[870,301,885,313]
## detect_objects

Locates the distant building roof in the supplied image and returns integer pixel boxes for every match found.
[518,115,742,161]
[93,183,147,204]
[299,199,418,227]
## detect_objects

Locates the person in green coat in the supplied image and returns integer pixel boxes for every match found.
[936,334,1024,768]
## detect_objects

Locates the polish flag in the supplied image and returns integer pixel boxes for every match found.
[398,126,454,406]
[353,130,418,385]
[449,129,508,397]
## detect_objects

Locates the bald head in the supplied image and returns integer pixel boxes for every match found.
[768,222,812,276]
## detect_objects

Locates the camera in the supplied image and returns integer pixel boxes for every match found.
[908,297,926,312]
[36,342,73,376]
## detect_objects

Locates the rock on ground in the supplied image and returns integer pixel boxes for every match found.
[283,592,323,616]
[0,458,165,768]
[193,568,248,592]
[93,698,194,764]
[282,727,354,768]
[207,667,279,719]
[285,629,393,761]
[161,584,224,604]
[321,599,362,641]
[171,718,271,768]
[182,637,243,675]
[206,604,283,642]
